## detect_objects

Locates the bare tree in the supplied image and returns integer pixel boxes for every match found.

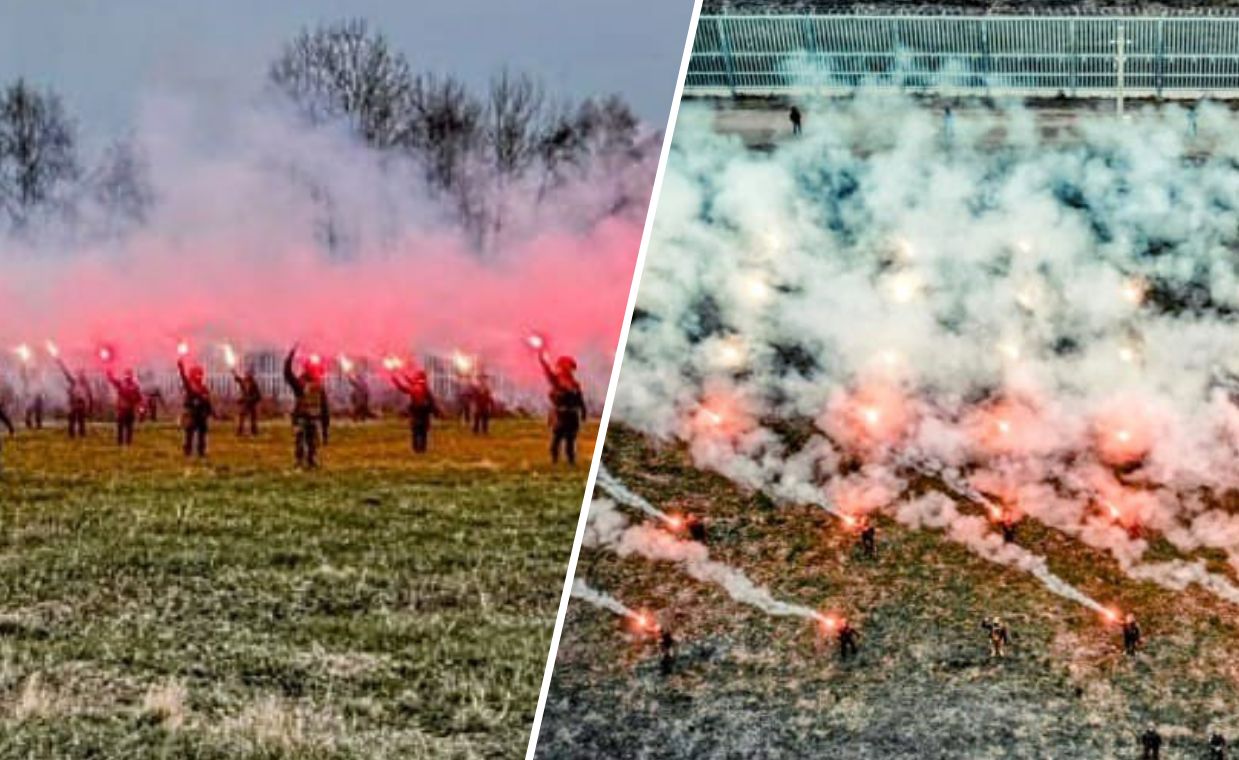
[88,138,153,231]
[408,73,482,193]
[485,68,545,178]
[270,19,416,150]
[574,95,639,156]
[536,94,640,200]
[0,79,78,226]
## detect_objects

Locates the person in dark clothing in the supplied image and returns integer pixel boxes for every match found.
[57,360,90,439]
[659,627,676,676]
[685,514,707,543]
[1123,613,1142,656]
[143,384,163,422]
[320,386,331,447]
[20,365,43,430]
[837,619,859,660]
[0,403,14,474]
[106,368,144,446]
[177,358,213,458]
[539,354,587,465]
[857,516,877,558]
[456,380,474,425]
[391,369,440,454]
[283,346,328,468]
[24,392,43,430]
[789,105,802,135]
[232,367,262,436]
[472,375,494,435]
[1000,512,1019,544]
[982,616,1010,658]
[1210,733,1228,760]
[1141,726,1162,759]
[347,373,374,421]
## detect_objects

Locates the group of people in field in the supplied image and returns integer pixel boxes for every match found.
[0,347,588,471]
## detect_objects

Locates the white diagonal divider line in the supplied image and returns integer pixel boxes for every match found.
[522,1,706,756]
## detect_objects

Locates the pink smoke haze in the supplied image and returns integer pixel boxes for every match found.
[0,86,656,386]
[0,221,639,383]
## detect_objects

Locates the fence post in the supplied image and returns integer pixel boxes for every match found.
[718,17,738,97]
[981,17,991,92]
[1156,17,1165,98]
[889,16,902,91]
[1069,19,1078,97]
[801,15,819,93]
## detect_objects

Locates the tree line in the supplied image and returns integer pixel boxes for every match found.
[0,19,648,247]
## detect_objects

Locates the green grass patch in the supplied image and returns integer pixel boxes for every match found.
[0,417,593,758]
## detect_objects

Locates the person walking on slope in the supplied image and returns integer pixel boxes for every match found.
[982,616,1010,659]
[837,619,859,660]
[1123,613,1143,656]
[1141,726,1162,759]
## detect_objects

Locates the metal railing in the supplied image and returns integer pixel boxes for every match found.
[687,14,1239,98]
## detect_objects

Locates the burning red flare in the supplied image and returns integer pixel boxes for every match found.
[526,333,546,351]
[664,514,684,531]
[629,610,660,635]
[1102,607,1121,624]
[818,614,843,634]
[45,340,60,359]
[176,339,191,357]
[823,383,913,451]
[97,345,114,364]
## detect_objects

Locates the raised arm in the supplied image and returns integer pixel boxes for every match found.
[538,353,555,385]
[106,370,123,393]
[176,358,191,391]
[283,347,302,395]
[57,358,74,387]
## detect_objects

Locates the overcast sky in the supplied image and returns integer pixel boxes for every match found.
[0,0,695,142]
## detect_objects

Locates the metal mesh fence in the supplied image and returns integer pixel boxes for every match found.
[687,14,1239,97]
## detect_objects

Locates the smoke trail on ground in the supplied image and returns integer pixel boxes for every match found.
[571,579,640,620]
[587,497,826,623]
[596,465,672,521]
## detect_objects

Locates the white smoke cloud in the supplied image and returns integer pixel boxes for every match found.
[609,95,1239,612]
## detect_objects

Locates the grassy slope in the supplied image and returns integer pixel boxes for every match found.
[0,416,594,759]
[537,426,1239,759]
